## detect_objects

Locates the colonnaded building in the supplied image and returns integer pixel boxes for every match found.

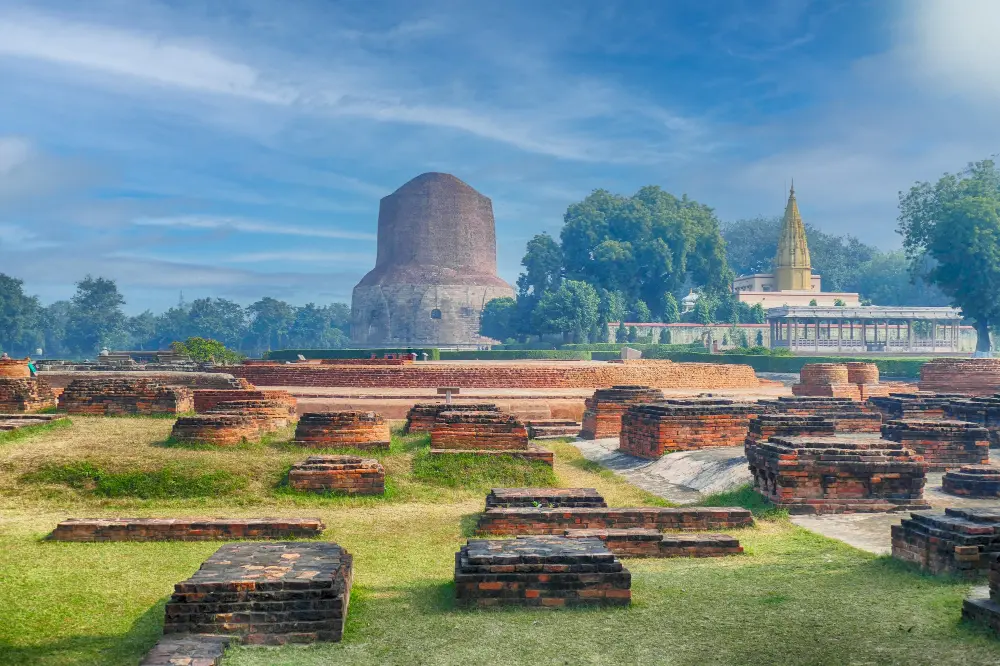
[350,172,515,347]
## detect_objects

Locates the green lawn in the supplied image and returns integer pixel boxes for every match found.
[1,418,998,665]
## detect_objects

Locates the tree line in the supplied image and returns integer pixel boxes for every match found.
[0,275,351,358]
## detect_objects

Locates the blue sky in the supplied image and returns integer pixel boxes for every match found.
[0,0,997,313]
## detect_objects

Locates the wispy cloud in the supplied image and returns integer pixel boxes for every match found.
[133,216,376,241]
[223,251,374,263]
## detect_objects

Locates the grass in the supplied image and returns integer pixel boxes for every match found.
[0,418,71,446]
[1,418,999,665]
[22,461,245,499]
[696,483,789,520]
[411,450,557,491]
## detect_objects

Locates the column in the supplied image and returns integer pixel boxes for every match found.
[837,318,843,352]
[906,320,912,352]
[815,319,820,352]
[931,323,937,353]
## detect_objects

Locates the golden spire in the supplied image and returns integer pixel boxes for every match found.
[774,181,812,291]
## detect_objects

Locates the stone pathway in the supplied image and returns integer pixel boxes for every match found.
[570,438,750,504]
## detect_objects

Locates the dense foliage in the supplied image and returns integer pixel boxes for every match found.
[170,337,245,365]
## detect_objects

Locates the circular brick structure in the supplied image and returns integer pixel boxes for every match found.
[292,411,392,450]
[942,465,1000,498]
[170,414,261,446]
[845,362,880,385]
[207,398,296,430]
[799,363,850,385]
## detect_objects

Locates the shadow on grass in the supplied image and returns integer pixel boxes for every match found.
[0,596,166,666]
[459,512,482,538]
[412,450,557,491]
[695,483,788,520]
[21,461,246,499]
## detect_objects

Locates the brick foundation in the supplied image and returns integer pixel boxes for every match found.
[48,517,325,542]
[792,363,861,400]
[193,389,295,415]
[618,399,761,459]
[170,414,261,446]
[476,506,753,535]
[745,435,929,514]
[946,396,1000,447]
[563,528,742,558]
[0,413,67,432]
[525,419,581,439]
[759,397,883,433]
[0,377,57,413]
[868,393,963,420]
[880,419,990,471]
[455,536,631,607]
[579,385,665,439]
[288,456,386,495]
[430,411,530,450]
[485,487,607,509]
[962,552,1000,631]
[942,465,1000,498]
[292,411,391,450]
[892,508,1000,577]
[140,634,235,666]
[920,358,1000,396]
[207,399,295,431]
[164,541,352,643]
[746,414,838,445]
[0,358,30,378]
[404,402,501,434]
[216,360,760,390]
[58,378,194,415]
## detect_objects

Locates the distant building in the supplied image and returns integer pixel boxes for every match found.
[732,184,860,308]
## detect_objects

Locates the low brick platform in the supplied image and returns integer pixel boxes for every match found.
[963,553,1000,631]
[746,435,930,514]
[579,385,665,439]
[892,508,1000,577]
[58,378,194,415]
[485,487,607,509]
[140,634,235,666]
[792,363,861,400]
[164,541,352,643]
[207,398,296,432]
[563,528,742,558]
[0,413,67,432]
[48,517,325,542]
[170,414,261,446]
[193,389,295,415]
[746,414,837,445]
[428,445,554,466]
[404,402,501,434]
[476,506,753,535]
[0,358,30,378]
[431,410,530,450]
[946,396,1000,446]
[880,419,990,471]
[288,456,385,495]
[942,465,1000,498]
[869,392,965,420]
[0,377,57,413]
[920,358,1000,396]
[525,419,581,439]
[292,411,391,450]
[454,536,631,607]
[618,399,761,459]
[759,397,882,433]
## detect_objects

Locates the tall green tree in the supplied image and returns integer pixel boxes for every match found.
[899,159,1000,352]
[286,304,349,349]
[247,297,295,352]
[187,298,247,348]
[480,297,519,342]
[516,233,562,298]
[531,280,600,343]
[0,273,41,355]
[65,276,126,355]
[661,293,680,324]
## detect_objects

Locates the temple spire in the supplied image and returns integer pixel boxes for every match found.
[774,182,812,291]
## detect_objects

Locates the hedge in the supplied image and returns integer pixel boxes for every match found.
[438,350,592,361]
[560,343,704,353]
[634,351,928,378]
[264,348,441,361]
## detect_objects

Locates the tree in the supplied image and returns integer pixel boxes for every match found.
[662,293,680,324]
[480,297,519,342]
[287,304,349,349]
[531,280,600,343]
[40,301,72,357]
[516,233,562,299]
[631,300,652,323]
[127,311,158,350]
[898,159,1000,352]
[659,328,671,344]
[171,336,244,364]
[0,274,41,355]
[65,276,126,355]
[187,298,247,348]
[748,303,766,324]
[852,251,949,306]
[627,326,638,343]
[615,322,628,343]
[809,299,818,306]
[755,330,764,346]
[694,296,714,325]
[247,297,294,352]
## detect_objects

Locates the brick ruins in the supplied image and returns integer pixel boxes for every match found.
[563,529,743,559]
[745,435,929,514]
[880,419,990,471]
[475,506,754,535]
[892,508,1000,577]
[164,541,352,643]
[759,397,882,433]
[525,419,581,439]
[868,393,963,420]
[48,517,324,542]
[292,411,391,450]
[288,456,386,495]
[350,172,515,346]
[0,377,57,413]
[454,536,631,608]
[920,358,1000,395]
[220,359,760,390]
[942,465,1000,498]
[193,388,296,416]
[140,634,234,666]
[792,363,861,400]
[962,549,1000,632]
[207,398,295,430]
[845,362,890,399]
[579,385,665,439]
[431,410,530,450]
[169,413,260,446]
[746,414,838,444]
[946,395,1000,446]
[485,488,607,509]
[404,402,500,434]
[0,413,67,433]
[58,378,194,416]
[618,399,761,459]
[0,358,30,378]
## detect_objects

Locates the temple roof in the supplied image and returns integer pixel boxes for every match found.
[774,183,811,270]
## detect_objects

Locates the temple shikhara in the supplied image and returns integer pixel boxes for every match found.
[732,184,860,308]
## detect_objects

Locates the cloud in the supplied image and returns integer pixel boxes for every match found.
[133,215,376,241]
[223,251,374,264]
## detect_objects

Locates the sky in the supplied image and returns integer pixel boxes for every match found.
[0,0,998,313]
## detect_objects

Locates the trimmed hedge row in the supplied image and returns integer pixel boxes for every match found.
[561,343,704,353]
[638,351,928,378]
[264,348,441,361]
[438,350,592,361]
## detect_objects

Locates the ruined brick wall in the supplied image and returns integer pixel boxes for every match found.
[288,455,386,495]
[218,360,759,389]
[0,358,30,378]
[350,172,515,346]
[193,389,296,415]
[292,411,391,450]
[619,400,760,458]
[430,411,530,450]
[404,403,500,434]
[58,378,194,415]
[880,419,990,470]
[40,371,244,391]
[920,358,1000,395]
[893,508,1000,577]
[792,363,861,400]
[476,507,754,535]
[170,414,261,446]
[579,386,665,439]
[0,378,57,412]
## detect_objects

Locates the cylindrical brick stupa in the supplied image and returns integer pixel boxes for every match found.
[350,172,515,346]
